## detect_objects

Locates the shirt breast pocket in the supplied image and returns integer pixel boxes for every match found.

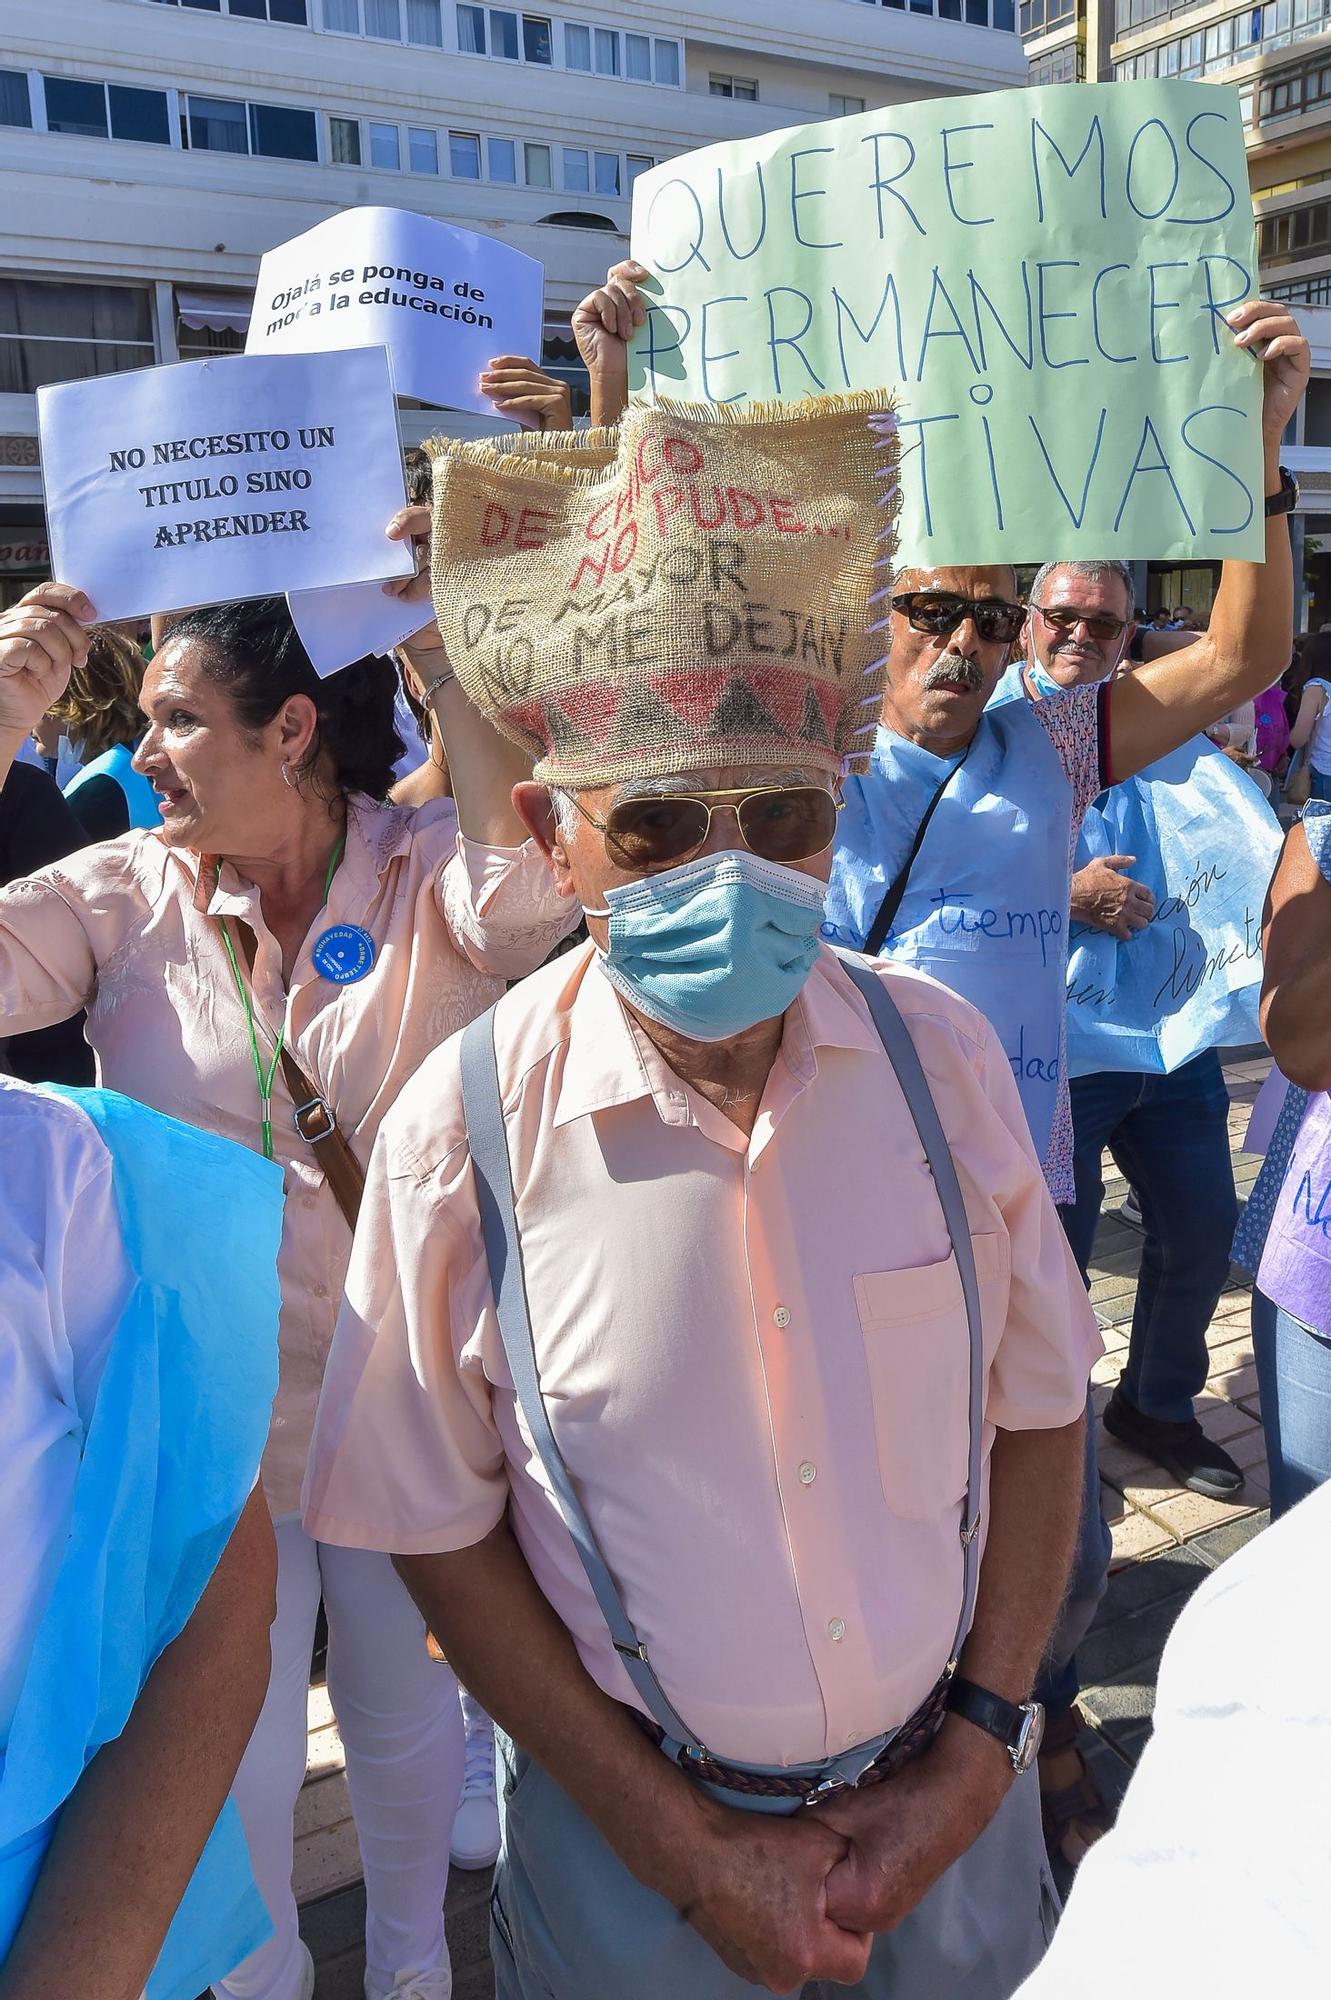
[853,1235,1008,1521]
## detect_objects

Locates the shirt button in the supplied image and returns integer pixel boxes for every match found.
[827,1618,846,1643]
[798,1461,817,1485]
[773,1305,791,1329]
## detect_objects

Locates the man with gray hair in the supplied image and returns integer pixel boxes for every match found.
[1016,556,1247,1506]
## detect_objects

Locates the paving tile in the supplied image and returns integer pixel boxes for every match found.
[1108,1510,1176,1567]
[294,1815,363,1904]
[1097,1543,1210,1623]
[1188,1508,1271,1567]
[1095,1435,1153,1490]
[1203,1334,1257,1379]
[1146,1489,1259,1540]
[1078,1593,1192,1686]
[1091,1351,1125,1387]
[1229,1426,1270,1473]
[1207,1362,1260,1404]
[1194,1393,1258,1443]
[295,1768,352,1843]
[1079,1675,1156,1735]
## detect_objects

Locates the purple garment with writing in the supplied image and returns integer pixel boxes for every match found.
[1258,1089,1331,1336]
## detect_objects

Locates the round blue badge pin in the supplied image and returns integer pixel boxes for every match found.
[312,924,376,985]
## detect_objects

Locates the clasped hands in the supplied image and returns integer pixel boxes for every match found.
[672,1725,1011,1994]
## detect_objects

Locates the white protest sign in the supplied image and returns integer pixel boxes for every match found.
[288,576,426,677]
[38,348,413,623]
[246,207,544,415]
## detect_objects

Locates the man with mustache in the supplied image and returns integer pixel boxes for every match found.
[823,300,1308,1879]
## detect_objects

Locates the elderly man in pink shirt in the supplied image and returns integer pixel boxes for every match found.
[305,396,1101,1998]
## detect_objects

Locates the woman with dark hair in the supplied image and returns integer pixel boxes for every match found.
[1288,629,1331,800]
[0,569,578,2000]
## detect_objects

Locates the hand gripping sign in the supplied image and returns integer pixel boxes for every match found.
[628,81,1264,565]
[37,347,413,623]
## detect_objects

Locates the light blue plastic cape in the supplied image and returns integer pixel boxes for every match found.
[1065,739,1282,1076]
[0,1088,282,1997]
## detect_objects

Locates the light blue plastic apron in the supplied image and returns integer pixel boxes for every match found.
[0,1089,282,1998]
[64,741,162,831]
[825,713,1073,1171]
[459,954,984,1799]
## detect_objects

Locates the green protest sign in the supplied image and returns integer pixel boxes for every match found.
[628,82,1263,564]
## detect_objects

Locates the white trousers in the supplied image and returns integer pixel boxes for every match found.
[215,1516,464,2000]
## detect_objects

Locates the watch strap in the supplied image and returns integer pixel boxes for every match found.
[1265,466,1297,517]
[946,1674,1026,1749]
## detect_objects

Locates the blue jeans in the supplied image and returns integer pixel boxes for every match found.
[1062,1051,1238,1424]
[1252,1287,1331,1517]
[1311,767,1331,802]
[1032,1395,1108,1717]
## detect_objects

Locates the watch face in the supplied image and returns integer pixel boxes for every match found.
[1012,1702,1045,1776]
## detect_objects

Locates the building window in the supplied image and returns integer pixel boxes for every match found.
[406,0,442,41]
[154,0,308,15]
[450,128,482,177]
[487,134,516,180]
[364,0,400,36]
[456,1,485,47]
[323,0,360,29]
[329,114,361,163]
[625,31,651,79]
[108,85,172,143]
[0,277,155,394]
[489,7,520,56]
[0,69,31,127]
[522,13,552,60]
[369,121,400,167]
[594,26,619,73]
[1019,0,1072,29]
[563,20,590,68]
[184,93,317,159]
[830,92,866,115]
[1028,40,1082,81]
[626,152,653,189]
[408,125,438,172]
[563,146,589,191]
[524,139,551,185]
[42,76,110,139]
[710,74,758,99]
[654,39,680,84]
[594,150,620,195]
[249,101,319,158]
[185,95,249,153]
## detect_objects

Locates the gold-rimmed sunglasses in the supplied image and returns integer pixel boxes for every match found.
[566,783,844,869]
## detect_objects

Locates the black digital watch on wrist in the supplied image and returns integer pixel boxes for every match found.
[946,1675,1046,1776]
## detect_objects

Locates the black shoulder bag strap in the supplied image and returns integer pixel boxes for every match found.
[863,741,971,957]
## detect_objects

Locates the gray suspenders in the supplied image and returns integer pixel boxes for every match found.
[458,952,985,1787]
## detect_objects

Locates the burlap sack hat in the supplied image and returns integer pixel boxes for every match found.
[426,394,899,789]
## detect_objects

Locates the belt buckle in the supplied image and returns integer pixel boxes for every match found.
[802,1770,849,1808]
[292,1094,334,1143]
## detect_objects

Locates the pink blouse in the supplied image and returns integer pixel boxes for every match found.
[0,794,578,1514]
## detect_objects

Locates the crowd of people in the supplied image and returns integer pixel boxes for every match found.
[1,260,1327,2000]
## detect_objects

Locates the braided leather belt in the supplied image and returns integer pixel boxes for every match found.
[631,1669,951,1802]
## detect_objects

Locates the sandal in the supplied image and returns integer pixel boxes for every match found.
[1038,1706,1114,1886]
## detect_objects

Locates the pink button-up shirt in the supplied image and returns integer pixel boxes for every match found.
[305,943,1101,1767]
[0,795,577,1514]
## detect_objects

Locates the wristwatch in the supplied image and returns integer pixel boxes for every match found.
[946,1676,1045,1776]
[1265,465,1299,517]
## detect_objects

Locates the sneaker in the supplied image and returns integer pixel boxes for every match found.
[364,1966,452,2000]
[1116,1189,1144,1230]
[1102,1388,1244,1499]
[449,1691,501,1871]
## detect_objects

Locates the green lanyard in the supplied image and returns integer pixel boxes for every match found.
[219,836,345,1161]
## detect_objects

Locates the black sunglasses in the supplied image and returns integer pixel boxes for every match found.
[892,591,1026,646]
[570,784,842,869]
[1033,604,1128,644]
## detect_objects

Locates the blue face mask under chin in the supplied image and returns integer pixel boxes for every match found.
[1024,658,1066,699]
[584,849,829,1043]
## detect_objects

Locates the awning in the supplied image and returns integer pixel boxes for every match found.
[176,287,252,333]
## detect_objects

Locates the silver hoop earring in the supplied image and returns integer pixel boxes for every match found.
[281,760,298,791]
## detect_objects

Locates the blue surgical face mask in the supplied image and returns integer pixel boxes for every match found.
[584,849,828,1042]
[1024,657,1066,699]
